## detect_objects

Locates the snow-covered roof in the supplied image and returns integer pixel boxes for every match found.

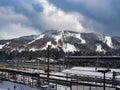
[62,67,120,79]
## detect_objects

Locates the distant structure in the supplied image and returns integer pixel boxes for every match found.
[65,56,120,68]
[66,56,120,61]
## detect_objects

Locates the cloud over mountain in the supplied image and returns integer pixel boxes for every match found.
[0,0,120,39]
[37,0,86,32]
[0,0,101,39]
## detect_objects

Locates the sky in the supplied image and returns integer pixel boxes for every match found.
[0,0,120,39]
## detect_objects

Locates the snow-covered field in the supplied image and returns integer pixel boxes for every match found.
[0,81,39,90]
[0,81,70,90]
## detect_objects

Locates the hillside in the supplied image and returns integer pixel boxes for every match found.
[0,30,120,60]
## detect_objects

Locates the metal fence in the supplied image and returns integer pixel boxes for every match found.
[72,85,116,90]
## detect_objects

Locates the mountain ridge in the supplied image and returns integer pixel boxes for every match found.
[0,30,120,55]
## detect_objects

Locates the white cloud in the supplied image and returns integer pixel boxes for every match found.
[0,0,105,39]
[35,0,103,33]
[37,0,86,32]
[9,23,39,36]
[0,6,39,39]
[0,23,39,40]
[0,7,28,24]
[0,32,16,40]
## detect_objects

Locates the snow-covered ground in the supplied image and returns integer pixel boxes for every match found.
[0,81,70,90]
[0,66,120,90]
[0,81,40,90]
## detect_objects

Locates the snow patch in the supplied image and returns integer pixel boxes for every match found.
[18,48,25,53]
[29,48,40,51]
[37,57,54,62]
[65,32,86,44]
[54,35,62,42]
[41,41,52,50]
[27,34,45,45]
[63,43,78,52]
[6,42,10,45]
[96,44,106,53]
[51,44,58,49]
[76,34,86,44]
[104,36,113,48]
[0,42,10,49]
[0,44,5,49]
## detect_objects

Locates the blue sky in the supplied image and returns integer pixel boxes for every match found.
[0,0,120,39]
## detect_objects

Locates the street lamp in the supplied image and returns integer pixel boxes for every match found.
[98,69,111,90]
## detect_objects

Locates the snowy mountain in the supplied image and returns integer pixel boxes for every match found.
[0,30,120,55]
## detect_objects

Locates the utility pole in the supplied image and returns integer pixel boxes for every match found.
[95,55,99,72]
[47,45,51,85]
[37,58,40,72]
[112,71,116,88]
